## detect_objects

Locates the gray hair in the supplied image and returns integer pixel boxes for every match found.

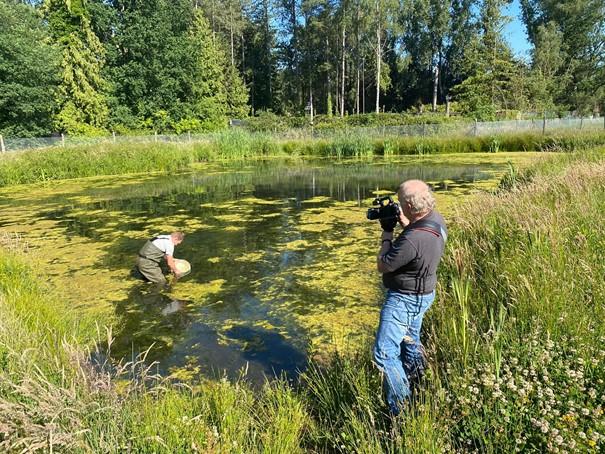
[398,180,435,215]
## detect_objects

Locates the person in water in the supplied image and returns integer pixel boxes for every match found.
[135,232,185,285]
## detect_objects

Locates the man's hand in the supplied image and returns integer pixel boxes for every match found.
[397,209,410,228]
[379,217,398,232]
[166,255,178,276]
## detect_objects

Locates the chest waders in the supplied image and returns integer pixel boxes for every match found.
[136,238,167,284]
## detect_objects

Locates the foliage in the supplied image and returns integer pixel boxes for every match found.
[1,0,603,136]
[0,1,60,137]
[45,0,110,135]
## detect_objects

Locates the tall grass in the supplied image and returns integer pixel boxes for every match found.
[2,149,605,452]
[2,130,605,186]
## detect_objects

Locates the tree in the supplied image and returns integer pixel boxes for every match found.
[372,0,400,113]
[244,0,279,112]
[527,22,570,112]
[44,0,109,135]
[520,0,605,112]
[276,0,303,113]
[452,0,529,119]
[185,10,249,127]
[186,10,228,130]
[0,1,60,137]
[108,0,194,131]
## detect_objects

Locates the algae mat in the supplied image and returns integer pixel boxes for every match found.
[0,153,543,383]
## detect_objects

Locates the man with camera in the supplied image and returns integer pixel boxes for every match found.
[372,179,447,416]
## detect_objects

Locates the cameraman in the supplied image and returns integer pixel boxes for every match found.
[373,179,447,416]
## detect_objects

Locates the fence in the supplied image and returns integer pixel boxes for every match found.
[1,116,604,153]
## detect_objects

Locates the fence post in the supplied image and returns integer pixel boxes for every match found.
[188,131,191,142]
[112,131,116,143]
[580,117,583,130]
[154,131,158,143]
[542,114,546,135]
[473,119,478,136]
[0,135,5,153]
[61,133,65,147]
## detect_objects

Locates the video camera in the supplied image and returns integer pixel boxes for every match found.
[366,195,401,221]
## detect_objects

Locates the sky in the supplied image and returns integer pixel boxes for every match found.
[502,0,532,59]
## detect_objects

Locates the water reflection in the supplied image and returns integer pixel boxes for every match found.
[0,156,520,384]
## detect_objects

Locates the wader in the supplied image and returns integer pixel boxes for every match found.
[136,239,167,284]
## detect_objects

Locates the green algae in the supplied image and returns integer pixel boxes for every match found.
[0,153,543,380]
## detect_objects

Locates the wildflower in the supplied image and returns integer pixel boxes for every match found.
[578,431,586,439]
[555,435,564,445]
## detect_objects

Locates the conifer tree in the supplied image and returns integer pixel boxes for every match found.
[44,0,109,135]
[187,10,228,130]
[224,63,251,119]
[452,0,528,119]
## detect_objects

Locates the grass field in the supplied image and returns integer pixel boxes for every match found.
[1,148,604,452]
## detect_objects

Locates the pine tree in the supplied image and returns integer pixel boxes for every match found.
[224,63,250,118]
[45,0,109,135]
[527,22,570,112]
[187,10,228,130]
[452,0,528,119]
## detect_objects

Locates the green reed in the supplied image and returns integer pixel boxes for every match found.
[2,130,605,186]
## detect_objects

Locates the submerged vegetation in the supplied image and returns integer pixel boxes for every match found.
[1,149,604,451]
[2,130,605,186]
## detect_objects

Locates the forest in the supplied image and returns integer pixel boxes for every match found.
[1,0,604,137]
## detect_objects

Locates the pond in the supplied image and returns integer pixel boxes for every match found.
[0,153,543,383]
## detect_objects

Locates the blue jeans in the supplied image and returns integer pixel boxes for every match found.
[373,289,435,415]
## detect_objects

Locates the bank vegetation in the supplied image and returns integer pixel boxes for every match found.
[2,130,605,187]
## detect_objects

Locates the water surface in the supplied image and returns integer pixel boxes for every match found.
[0,153,543,383]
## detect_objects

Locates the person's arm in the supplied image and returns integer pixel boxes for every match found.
[377,234,418,274]
[377,231,394,273]
[165,254,178,275]
[377,209,416,273]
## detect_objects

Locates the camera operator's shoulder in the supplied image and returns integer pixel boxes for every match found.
[431,210,447,229]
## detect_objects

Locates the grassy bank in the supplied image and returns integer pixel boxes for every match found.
[2,130,605,186]
[1,149,605,452]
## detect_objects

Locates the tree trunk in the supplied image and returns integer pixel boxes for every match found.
[355,0,360,115]
[432,63,439,111]
[375,22,381,114]
[356,66,360,115]
[310,87,314,123]
[336,64,340,116]
[341,23,346,117]
[230,8,235,67]
[263,0,272,106]
[362,59,365,114]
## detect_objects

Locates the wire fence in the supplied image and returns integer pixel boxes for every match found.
[1,116,604,153]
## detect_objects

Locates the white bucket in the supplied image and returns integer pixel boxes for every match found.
[174,259,191,277]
